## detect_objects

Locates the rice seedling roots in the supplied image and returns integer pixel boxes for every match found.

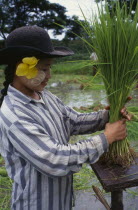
[99,147,137,168]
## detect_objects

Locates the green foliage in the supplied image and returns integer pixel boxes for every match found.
[126,188,138,197]
[0,168,7,177]
[52,38,90,61]
[127,106,138,142]
[127,121,138,142]
[73,164,97,190]
[0,154,11,209]
[0,176,12,210]
[80,1,138,165]
[96,0,138,17]
[92,3,138,103]
[128,106,138,121]
[64,15,92,41]
[52,61,93,75]
[0,0,92,41]
[0,0,68,39]
[0,155,4,165]
[54,53,90,63]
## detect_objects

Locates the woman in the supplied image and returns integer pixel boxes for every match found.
[0,26,127,210]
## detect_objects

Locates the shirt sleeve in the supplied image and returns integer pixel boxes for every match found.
[7,115,109,178]
[56,97,109,135]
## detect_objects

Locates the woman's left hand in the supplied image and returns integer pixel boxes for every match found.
[105,106,133,121]
[105,96,133,121]
[120,107,133,121]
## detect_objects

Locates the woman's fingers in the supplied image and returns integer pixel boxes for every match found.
[120,107,133,121]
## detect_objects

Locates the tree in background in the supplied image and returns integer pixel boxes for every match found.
[0,0,90,42]
[64,16,90,40]
[0,0,68,39]
[95,0,138,17]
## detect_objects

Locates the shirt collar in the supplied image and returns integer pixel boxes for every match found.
[7,85,45,104]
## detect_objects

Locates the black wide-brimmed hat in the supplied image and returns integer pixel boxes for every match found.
[0,25,74,64]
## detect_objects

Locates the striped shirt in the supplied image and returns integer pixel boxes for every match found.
[0,85,109,210]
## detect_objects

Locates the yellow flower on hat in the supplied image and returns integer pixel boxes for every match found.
[16,56,39,79]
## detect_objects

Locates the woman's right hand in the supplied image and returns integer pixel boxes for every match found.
[104,119,127,144]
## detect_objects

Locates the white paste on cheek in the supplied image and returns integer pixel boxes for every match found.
[29,71,46,86]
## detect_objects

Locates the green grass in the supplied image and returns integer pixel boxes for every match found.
[79,1,138,166]
[78,0,138,166]
[0,176,12,210]
[52,60,96,75]
[73,164,96,191]
[0,155,11,210]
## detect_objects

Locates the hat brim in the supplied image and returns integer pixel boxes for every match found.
[0,46,74,64]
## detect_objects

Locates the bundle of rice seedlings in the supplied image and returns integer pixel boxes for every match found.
[80,1,138,166]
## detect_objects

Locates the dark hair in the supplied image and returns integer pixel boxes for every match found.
[0,64,16,107]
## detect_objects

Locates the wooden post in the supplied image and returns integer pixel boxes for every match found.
[111,190,123,210]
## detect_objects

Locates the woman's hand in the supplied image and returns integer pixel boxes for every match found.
[104,119,127,144]
[103,96,133,144]
[120,107,133,121]
[105,106,132,120]
[105,96,133,121]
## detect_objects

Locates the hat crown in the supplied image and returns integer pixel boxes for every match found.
[0,25,74,65]
[6,26,54,52]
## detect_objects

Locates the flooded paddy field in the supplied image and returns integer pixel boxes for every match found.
[47,74,138,108]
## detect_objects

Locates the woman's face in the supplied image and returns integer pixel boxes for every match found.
[15,58,53,92]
